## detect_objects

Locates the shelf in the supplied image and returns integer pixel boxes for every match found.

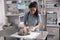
[46,1,59,4]
[6,14,20,16]
[6,13,25,17]
[46,7,60,9]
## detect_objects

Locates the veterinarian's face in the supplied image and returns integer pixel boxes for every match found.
[30,7,36,15]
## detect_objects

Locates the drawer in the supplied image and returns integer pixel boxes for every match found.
[47,27,59,35]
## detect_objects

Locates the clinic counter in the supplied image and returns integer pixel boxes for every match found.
[46,24,60,28]
[6,31,48,40]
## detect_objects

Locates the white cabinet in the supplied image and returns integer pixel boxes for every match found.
[47,26,59,40]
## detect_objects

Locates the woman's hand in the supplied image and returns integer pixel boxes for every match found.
[29,26,36,32]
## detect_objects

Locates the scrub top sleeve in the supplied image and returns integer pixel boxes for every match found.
[37,15,42,23]
[24,13,28,22]
[40,15,42,23]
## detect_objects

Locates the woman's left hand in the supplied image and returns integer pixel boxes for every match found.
[29,27,36,32]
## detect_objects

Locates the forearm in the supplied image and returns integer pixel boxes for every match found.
[24,21,27,27]
[35,23,42,29]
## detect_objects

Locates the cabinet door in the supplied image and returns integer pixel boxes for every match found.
[4,37,17,40]
[47,27,59,40]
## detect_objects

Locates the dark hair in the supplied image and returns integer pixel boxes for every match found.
[29,1,39,17]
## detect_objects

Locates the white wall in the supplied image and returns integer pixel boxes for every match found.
[0,0,6,30]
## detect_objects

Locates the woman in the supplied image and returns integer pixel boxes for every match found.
[17,1,42,40]
[24,1,42,32]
